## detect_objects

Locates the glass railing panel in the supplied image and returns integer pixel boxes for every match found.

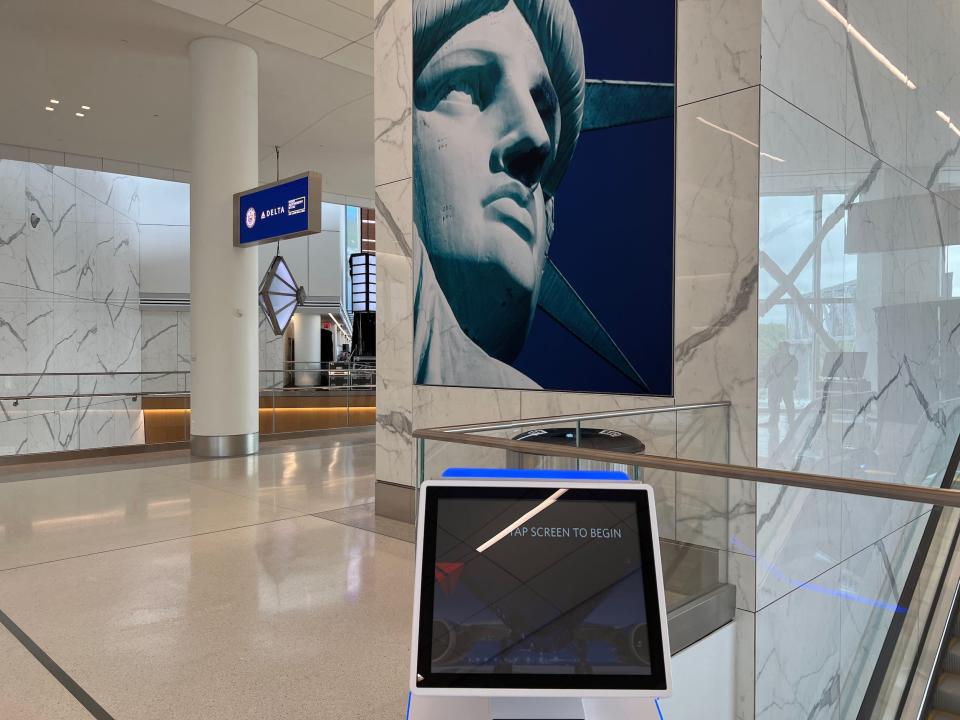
[420,426,525,486]
[421,403,732,549]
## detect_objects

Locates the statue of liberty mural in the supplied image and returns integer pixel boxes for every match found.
[413,0,673,391]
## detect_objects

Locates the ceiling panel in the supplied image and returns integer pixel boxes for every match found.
[327,0,373,19]
[356,33,373,49]
[260,94,373,197]
[261,0,373,41]
[0,0,373,198]
[228,4,351,59]
[151,0,253,24]
[323,42,372,76]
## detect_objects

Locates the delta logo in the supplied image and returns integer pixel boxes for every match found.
[435,562,464,595]
[260,205,286,220]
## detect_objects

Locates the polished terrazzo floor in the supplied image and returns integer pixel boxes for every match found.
[0,428,415,720]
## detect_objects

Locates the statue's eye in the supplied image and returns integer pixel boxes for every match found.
[440,70,485,110]
[444,87,477,106]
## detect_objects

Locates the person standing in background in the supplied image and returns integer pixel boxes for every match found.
[766,341,798,435]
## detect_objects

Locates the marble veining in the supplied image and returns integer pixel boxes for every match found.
[757,0,960,707]
[0,160,144,457]
[677,0,760,106]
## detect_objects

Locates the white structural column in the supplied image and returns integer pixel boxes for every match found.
[188,37,260,457]
[292,314,325,387]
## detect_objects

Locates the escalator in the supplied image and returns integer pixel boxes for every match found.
[856,421,960,720]
[931,613,960,719]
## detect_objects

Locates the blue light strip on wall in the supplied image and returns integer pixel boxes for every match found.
[440,468,630,480]
[730,535,907,614]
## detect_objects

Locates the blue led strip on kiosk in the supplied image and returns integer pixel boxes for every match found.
[441,468,630,481]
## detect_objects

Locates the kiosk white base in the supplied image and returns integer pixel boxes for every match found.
[409,695,661,720]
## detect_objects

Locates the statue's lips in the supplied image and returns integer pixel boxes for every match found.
[482,186,535,243]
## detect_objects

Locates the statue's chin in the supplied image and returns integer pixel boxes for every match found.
[425,249,537,363]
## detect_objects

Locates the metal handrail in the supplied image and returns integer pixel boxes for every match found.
[427,401,730,433]
[0,371,188,377]
[413,428,960,508]
[0,388,378,403]
[0,368,375,377]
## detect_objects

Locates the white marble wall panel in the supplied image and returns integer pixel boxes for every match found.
[0,415,28,455]
[761,0,846,136]
[729,550,757,613]
[415,386,521,482]
[757,0,960,708]
[374,98,416,485]
[755,85,959,607]
[838,513,926,718]
[735,608,756,720]
[764,0,960,202]
[908,2,960,199]
[0,159,26,225]
[373,0,412,187]
[374,179,412,259]
[678,0,760,106]
[25,164,55,295]
[377,251,414,487]
[518,392,671,419]
[676,88,760,557]
[758,90,846,606]
[844,0,910,175]
[0,160,146,457]
[177,310,191,392]
[258,308,285,384]
[0,298,27,375]
[141,310,180,394]
[0,220,27,292]
[78,398,118,451]
[755,565,841,720]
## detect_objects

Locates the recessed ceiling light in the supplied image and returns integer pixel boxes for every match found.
[81,105,91,110]
[75,112,85,118]
[44,106,54,112]
[49,98,60,104]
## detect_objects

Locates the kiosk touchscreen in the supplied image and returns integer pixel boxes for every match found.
[409,475,671,720]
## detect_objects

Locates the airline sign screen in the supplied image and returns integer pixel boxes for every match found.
[233,172,322,247]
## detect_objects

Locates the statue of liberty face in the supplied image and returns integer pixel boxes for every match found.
[414,2,561,362]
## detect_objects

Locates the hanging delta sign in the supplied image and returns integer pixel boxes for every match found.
[233,172,322,247]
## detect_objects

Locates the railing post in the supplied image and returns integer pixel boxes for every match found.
[417,437,425,489]
[575,420,581,472]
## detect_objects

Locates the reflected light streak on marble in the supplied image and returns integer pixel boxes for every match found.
[0,468,300,571]
[815,0,916,89]
[0,439,377,570]
[164,444,376,514]
[696,115,786,162]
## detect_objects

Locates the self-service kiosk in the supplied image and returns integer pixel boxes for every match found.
[408,470,671,720]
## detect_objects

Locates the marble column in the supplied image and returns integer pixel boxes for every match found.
[188,37,260,457]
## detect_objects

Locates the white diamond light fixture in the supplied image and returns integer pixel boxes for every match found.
[259,255,305,336]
